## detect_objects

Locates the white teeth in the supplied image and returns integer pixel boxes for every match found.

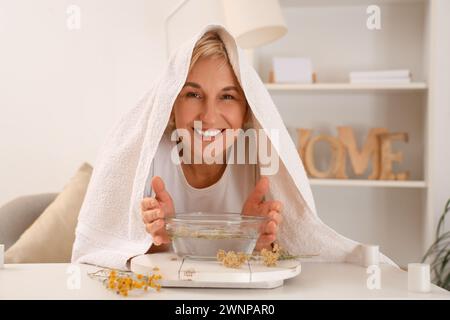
[195,128,222,138]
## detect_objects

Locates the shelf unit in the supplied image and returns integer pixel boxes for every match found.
[256,0,434,267]
[265,82,428,92]
[309,179,427,188]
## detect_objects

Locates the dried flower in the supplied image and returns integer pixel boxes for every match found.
[260,247,280,267]
[216,249,250,268]
[216,242,318,268]
[88,268,163,297]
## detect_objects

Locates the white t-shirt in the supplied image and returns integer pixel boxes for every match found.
[144,131,258,213]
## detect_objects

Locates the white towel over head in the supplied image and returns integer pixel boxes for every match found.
[71,24,397,270]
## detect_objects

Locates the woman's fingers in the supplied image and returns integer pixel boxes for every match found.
[257,200,282,217]
[242,177,269,215]
[153,232,170,246]
[260,233,276,243]
[142,208,165,223]
[145,216,171,245]
[245,199,283,249]
[256,220,278,250]
[141,197,160,211]
[151,176,175,215]
[247,177,269,205]
[141,188,173,246]
[269,200,283,212]
[268,210,282,225]
[145,218,165,234]
[264,220,278,234]
[152,230,171,245]
[256,211,281,234]
[256,220,278,248]
[141,194,172,246]
[255,234,276,250]
[264,200,282,215]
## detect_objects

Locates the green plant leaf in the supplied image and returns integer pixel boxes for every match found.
[422,197,450,290]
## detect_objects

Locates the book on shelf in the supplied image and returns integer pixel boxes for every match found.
[350,78,411,84]
[349,69,411,84]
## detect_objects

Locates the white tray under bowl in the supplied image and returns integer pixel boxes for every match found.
[130,252,301,289]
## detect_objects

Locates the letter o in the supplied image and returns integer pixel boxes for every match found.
[304,134,345,178]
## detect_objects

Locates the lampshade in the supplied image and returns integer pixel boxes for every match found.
[222,0,287,49]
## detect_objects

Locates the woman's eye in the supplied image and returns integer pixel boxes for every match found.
[221,94,235,100]
[186,92,201,99]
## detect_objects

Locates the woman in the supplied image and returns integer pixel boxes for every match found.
[140,31,283,255]
[72,24,396,271]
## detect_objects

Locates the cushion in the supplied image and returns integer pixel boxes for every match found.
[5,162,93,263]
[0,193,58,250]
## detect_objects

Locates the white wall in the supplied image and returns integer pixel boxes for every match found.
[0,0,223,205]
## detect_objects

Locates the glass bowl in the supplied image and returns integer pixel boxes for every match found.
[165,212,268,260]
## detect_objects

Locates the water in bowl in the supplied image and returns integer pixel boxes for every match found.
[171,232,257,260]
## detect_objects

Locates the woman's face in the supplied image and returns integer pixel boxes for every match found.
[172,56,248,161]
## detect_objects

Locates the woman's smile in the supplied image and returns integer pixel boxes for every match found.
[193,127,226,141]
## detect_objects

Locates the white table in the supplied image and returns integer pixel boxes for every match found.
[0,262,449,300]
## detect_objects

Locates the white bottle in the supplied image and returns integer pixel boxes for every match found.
[0,244,4,269]
[408,263,431,293]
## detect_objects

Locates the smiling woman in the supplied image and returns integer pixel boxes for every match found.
[141,31,283,255]
[71,24,397,272]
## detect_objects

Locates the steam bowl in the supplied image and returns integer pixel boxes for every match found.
[165,212,267,260]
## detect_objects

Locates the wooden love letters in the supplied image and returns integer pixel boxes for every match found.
[297,127,409,180]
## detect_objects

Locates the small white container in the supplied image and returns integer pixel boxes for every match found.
[0,244,4,269]
[361,244,379,267]
[408,263,431,293]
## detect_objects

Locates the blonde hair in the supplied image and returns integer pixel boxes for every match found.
[189,31,231,72]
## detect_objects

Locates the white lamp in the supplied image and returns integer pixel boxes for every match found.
[164,0,287,66]
[222,0,287,49]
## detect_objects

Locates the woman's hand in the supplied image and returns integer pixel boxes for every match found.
[241,177,283,251]
[141,176,175,246]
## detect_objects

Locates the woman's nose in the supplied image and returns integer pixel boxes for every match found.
[199,99,218,125]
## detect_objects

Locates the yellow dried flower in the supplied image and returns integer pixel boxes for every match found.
[273,243,280,253]
[88,267,163,297]
[216,249,226,262]
[216,243,285,269]
[154,274,162,280]
[260,244,281,266]
[216,250,250,268]
[261,249,278,266]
